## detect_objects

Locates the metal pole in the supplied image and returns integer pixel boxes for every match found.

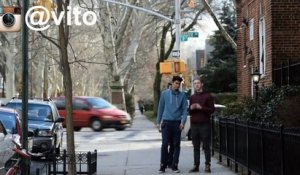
[102,0,173,22]
[174,0,181,54]
[170,0,181,60]
[21,0,29,174]
[255,84,259,102]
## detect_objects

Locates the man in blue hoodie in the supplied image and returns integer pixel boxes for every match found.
[156,76,188,173]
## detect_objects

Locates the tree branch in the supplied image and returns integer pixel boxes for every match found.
[201,0,237,50]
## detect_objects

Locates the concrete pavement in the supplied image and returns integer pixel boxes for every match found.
[98,110,236,175]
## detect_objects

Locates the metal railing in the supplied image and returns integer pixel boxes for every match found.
[212,117,300,175]
[46,150,97,175]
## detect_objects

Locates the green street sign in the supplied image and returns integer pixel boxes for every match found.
[191,32,199,37]
[180,35,188,41]
[182,31,199,38]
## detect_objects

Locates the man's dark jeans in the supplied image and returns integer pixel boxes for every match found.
[160,120,181,168]
[191,122,211,166]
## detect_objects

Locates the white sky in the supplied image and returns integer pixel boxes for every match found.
[181,14,218,61]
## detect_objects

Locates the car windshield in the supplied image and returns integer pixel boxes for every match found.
[6,103,53,122]
[86,98,114,109]
[0,112,16,134]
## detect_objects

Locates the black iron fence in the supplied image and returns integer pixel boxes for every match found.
[45,149,97,175]
[212,117,300,175]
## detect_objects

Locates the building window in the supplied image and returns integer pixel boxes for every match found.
[249,19,254,41]
[259,17,266,75]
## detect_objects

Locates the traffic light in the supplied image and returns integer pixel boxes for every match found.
[160,61,173,74]
[159,59,186,74]
[174,60,185,73]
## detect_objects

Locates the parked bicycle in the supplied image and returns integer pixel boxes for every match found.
[5,132,42,175]
[5,139,31,175]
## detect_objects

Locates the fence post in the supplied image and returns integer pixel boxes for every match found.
[211,115,215,157]
[86,151,91,175]
[63,149,67,175]
[225,118,230,166]
[260,122,264,175]
[219,118,222,163]
[280,125,285,175]
[53,153,57,175]
[234,118,238,173]
[48,157,51,175]
[94,149,97,173]
[247,120,251,175]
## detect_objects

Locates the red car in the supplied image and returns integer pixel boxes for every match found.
[53,96,132,131]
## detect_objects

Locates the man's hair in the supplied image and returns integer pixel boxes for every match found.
[193,75,204,83]
[172,75,183,82]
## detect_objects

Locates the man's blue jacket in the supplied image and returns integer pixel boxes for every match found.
[156,89,188,125]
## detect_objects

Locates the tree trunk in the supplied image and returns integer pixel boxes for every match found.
[1,33,18,98]
[57,0,76,174]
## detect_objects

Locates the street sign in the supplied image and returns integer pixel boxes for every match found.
[182,31,199,38]
[172,50,180,57]
[180,35,188,41]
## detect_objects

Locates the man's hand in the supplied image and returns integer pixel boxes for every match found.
[190,104,196,110]
[179,123,184,130]
[191,103,202,110]
[156,123,160,129]
[195,103,202,109]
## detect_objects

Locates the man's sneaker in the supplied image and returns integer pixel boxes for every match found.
[158,165,166,173]
[172,165,180,173]
[204,164,211,173]
[189,165,199,172]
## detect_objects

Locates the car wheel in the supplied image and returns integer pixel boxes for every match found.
[90,119,103,131]
[115,127,126,131]
[74,127,81,131]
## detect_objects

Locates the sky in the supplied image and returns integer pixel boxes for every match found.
[181,14,218,62]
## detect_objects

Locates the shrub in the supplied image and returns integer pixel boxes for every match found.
[224,85,300,126]
[212,92,237,106]
[143,99,154,111]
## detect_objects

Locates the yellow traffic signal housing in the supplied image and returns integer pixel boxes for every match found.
[159,59,186,74]
[174,60,185,73]
[160,61,173,74]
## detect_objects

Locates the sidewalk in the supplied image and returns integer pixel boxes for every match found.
[98,110,236,175]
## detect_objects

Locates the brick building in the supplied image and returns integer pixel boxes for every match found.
[236,0,300,98]
[195,49,205,72]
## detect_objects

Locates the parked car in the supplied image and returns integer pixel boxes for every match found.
[5,98,64,156]
[0,107,22,138]
[53,96,132,131]
[0,121,14,169]
[183,104,226,140]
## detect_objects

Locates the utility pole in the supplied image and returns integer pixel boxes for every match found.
[21,0,29,174]
[174,0,181,58]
